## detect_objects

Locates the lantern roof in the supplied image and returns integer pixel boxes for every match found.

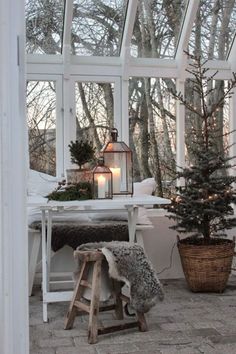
[92,165,111,173]
[101,141,131,153]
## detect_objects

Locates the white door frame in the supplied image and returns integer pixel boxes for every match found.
[0,0,29,353]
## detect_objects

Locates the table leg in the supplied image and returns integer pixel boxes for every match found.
[41,209,48,322]
[46,209,52,292]
[127,206,138,243]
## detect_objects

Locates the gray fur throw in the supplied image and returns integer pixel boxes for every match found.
[30,221,129,252]
[77,241,164,313]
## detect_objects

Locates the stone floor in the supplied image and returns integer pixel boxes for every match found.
[30,276,236,354]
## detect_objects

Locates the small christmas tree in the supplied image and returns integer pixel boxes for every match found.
[167,52,236,244]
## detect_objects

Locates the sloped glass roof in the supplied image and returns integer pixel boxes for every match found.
[130,0,189,58]
[188,0,236,60]
[71,0,128,56]
[25,0,236,60]
[26,0,65,55]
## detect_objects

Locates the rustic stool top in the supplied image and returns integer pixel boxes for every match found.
[74,249,105,262]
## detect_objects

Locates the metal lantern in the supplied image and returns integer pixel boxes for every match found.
[92,157,113,199]
[101,128,133,196]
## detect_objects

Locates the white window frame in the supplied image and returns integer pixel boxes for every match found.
[65,75,121,168]
[27,74,64,177]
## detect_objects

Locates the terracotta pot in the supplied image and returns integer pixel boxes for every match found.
[66,169,93,184]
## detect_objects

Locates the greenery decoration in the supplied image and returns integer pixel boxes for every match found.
[47,182,92,201]
[167,52,236,244]
[68,140,95,169]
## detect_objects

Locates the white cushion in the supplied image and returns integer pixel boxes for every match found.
[133,182,153,196]
[141,177,156,192]
[28,170,58,196]
[133,178,156,196]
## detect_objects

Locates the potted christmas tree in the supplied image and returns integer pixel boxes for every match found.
[167,52,236,292]
[66,139,95,184]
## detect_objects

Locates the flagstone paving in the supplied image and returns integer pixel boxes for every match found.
[30,276,236,354]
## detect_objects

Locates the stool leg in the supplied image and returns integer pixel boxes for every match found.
[88,259,102,344]
[137,311,148,332]
[64,261,89,330]
[113,280,124,320]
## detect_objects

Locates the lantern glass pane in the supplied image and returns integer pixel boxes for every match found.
[93,172,112,199]
[104,152,133,195]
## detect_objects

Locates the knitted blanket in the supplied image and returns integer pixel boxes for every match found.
[30,221,129,252]
[77,241,164,313]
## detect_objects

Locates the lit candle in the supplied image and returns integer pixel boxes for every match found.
[97,175,106,198]
[110,167,121,193]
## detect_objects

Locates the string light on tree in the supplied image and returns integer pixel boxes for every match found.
[167,51,236,243]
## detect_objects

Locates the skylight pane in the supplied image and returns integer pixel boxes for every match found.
[26,0,65,55]
[131,0,188,58]
[188,0,236,60]
[72,0,128,56]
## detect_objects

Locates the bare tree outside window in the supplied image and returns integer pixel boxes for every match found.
[75,81,115,153]
[25,0,236,193]
[129,77,176,196]
[25,0,64,54]
[188,0,236,60]
[185,0,236,166]
[72,0,128,56]
[26,81,56,176]
[131,0,188,58]
[129,0,236,196]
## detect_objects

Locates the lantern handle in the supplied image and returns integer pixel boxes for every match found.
[97,156,105,166]
[111,128,118,142]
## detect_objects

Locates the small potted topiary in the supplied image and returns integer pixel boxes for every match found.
[66,139,96,184]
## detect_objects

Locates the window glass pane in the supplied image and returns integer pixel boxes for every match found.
[129,77,176,197]
[131,0,188,58]
[72,0,128,56]
[188,0,236,59]
[27,81,56,176]
[75,81,114,151]
[26,0,65,54]
[185,79,230,166]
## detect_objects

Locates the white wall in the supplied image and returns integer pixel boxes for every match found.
[143,216,184,279]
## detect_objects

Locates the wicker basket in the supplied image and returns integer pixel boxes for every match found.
[177,237,235,292]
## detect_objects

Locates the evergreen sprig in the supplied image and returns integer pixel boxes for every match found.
[47,182,92,201]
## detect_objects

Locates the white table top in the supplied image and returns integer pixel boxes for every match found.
[27,194,170,209]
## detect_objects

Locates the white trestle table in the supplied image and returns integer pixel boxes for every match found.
[28,195,170,322]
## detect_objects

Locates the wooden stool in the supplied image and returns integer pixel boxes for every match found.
[64,249,148,344]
